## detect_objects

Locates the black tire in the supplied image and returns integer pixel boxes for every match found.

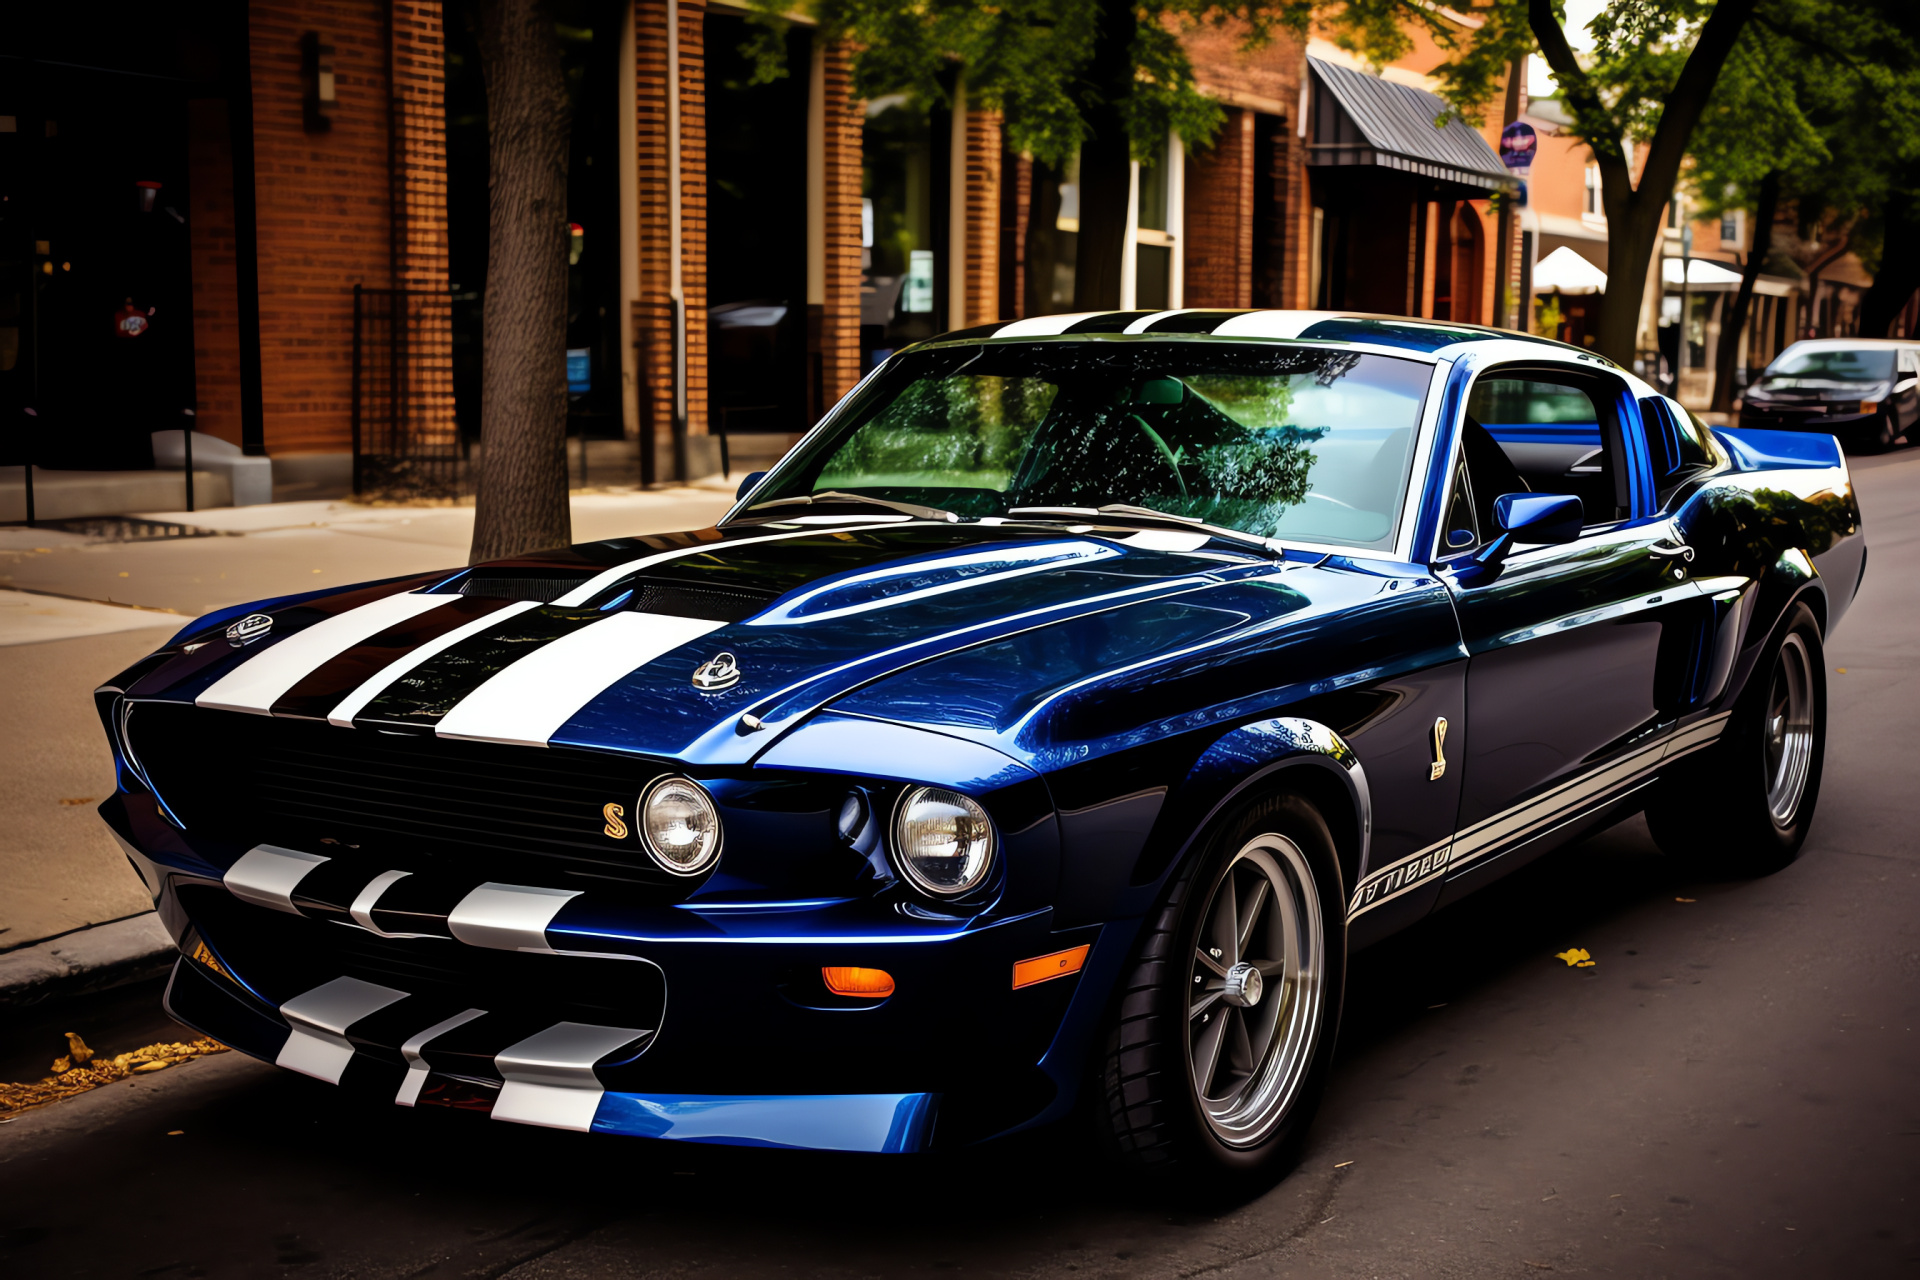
[1647,603,1826,875]
[1095,791,1347,1194]
[1865,412,1898,453]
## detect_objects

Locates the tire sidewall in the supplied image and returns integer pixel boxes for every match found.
[1161,792,1349,1179]
[1741,604,1827,860]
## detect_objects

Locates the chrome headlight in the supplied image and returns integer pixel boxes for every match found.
[892,786,996,896]
[639,777,722,876]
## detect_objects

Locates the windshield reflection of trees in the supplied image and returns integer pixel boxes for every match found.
[806,348,1388,538]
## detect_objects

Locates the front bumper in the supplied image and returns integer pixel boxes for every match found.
[1738,406,1876,433]
[110,793,1121,1153]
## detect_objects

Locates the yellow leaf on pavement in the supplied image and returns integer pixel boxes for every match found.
[1553,948,1592,967]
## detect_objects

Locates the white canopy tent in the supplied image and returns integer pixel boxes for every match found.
[1661,256,1746,288]
[1532,246,1608,295]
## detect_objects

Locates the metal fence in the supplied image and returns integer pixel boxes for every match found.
[351,286,465,500]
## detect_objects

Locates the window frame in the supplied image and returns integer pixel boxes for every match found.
[1430,360,1647,564]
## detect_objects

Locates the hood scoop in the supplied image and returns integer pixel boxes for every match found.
[617,579,779,623]
[458,573,594,603]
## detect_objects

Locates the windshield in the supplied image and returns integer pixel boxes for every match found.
[1763,347,1894,383]
[740,342,1433,551]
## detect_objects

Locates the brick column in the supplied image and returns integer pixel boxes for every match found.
[818,40,863,409]
[391,1,456,453]
[1181,107,1253,308]
[633,0,709,473]
[999,152,1032,320]
[677,0,707,441]
[957,101,1002,327]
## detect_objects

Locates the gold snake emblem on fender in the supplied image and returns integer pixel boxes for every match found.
[603,802,629,840]
[1429,717,1449,781]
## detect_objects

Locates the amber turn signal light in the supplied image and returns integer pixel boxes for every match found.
[822,966,896,998]
[1012,944,1090,990]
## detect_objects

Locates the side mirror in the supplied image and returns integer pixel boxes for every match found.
[1475,493,1582,567]
[735,470,767,502]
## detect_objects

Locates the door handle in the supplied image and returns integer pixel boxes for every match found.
[1648,541,1695,562]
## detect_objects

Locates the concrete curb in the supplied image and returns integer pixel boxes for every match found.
[0,914,175,1010]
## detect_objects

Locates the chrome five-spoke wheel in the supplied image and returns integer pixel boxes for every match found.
[1764,630,1816,827]
[1187,834,1325,1148]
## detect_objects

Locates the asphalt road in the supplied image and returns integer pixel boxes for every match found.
[4,452,1917,1279]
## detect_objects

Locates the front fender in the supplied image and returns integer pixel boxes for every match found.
[1121,717,1369,920]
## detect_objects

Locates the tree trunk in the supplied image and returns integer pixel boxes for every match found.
[1072,0,1137,312]
[1859,184,1920,337]
[1027,158,1063,316]
[1593,199,1666,370]
[1530,0,1758,368]
[1711,170,1780,414]
[469,0,572,565]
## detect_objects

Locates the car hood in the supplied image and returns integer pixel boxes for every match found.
[136,519,1301,764]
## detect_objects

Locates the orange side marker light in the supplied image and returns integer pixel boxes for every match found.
[1012,944,1091,990]
[822,966,896,998]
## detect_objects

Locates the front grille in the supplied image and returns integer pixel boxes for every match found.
[183,886,666,1024]
[132,703,685,890]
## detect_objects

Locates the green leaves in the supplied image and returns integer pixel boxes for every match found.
[741,0,1316,164]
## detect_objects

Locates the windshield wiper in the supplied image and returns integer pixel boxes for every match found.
[1006,505,1282,556]
[745,491,960,523]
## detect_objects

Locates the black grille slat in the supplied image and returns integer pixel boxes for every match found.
[133,704,682,891]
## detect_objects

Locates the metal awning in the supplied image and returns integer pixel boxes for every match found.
[1306,57,1519,193]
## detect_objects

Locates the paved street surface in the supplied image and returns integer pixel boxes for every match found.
[2,458,1916,1278]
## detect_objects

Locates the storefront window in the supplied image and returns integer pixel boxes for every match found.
[862,98,936,368]
[1134,135,1176,311]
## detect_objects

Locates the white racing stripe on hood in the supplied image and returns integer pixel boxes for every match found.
[198,591,454,715]
[434,611,726,747]
[550,522,933,609]
[326,599,543,727]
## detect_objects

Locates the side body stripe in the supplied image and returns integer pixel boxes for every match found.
[197,592,454,715]
[1347,711,1734,921]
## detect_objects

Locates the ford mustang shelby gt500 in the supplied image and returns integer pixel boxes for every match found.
[98,311,1863,1185]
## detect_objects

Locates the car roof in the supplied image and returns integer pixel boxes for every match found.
[1774,337,1915,354]
[918,309,1609,362]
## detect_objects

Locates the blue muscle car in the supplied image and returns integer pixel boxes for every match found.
[97,310,1865,1189]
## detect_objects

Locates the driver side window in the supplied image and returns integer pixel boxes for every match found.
[1461,372,1631,533]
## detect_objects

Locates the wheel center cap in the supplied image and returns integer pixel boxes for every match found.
[1222,962,1263,1008]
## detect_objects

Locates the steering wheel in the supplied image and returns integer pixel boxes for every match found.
[1126,414,1190,499]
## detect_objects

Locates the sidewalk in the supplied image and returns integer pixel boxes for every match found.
[0,484,737,1004]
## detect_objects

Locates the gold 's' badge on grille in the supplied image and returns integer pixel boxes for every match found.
[603,802,628,840]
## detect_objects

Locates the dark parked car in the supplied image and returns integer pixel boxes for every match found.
[1739,338,1920,450]
[98,310,1864,1191]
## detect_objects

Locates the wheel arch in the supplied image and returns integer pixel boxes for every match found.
[1135,718,1370,906]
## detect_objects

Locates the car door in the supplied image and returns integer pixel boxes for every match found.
[1434,365,1701,902]
[1896,348,1920,434]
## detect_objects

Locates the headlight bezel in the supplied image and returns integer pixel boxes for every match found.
[889,784,999,898]
[638,774,725,877]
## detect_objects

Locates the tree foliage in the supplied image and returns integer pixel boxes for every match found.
[742,0,1325,166]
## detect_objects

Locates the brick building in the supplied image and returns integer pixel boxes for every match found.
[2,1,1523,507]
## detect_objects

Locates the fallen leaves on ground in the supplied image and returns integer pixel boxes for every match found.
[57,797,96,806]
[1,1035,228,1117]
[1676,896,1697,903]
[1553,948,1596,968]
